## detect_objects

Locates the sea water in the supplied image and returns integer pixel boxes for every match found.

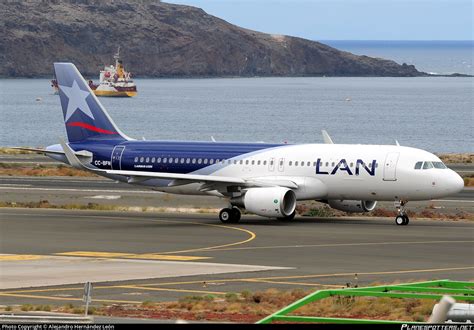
[0,76,472,153]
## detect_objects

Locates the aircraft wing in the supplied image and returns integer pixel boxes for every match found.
[106,169,298,189]
[106,169,246,185]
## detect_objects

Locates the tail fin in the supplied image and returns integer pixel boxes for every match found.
[53,63,130,143]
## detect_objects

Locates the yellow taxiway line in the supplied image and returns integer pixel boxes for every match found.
[0,254,44,261]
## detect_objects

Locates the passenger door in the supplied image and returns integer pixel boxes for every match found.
[383,152,399,181]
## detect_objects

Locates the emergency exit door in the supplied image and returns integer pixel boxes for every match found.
[111,146,125,170]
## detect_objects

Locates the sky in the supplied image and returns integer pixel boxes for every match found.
[166,0,473,40]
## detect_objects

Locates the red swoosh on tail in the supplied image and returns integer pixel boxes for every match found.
[67,122,117,134]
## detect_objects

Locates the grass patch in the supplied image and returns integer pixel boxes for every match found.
[464,176,474,187]
[72,283,465,323]
[20,304,34,312]
[437,153,473,164]
[0,147,36,155]
[0,163,97,177]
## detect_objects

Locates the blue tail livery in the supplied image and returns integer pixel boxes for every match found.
[54,63,130,143]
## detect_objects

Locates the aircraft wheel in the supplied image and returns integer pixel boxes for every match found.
[395,215,405,226]
[219,208,233,223]
[403,215,410,225]
[231,208,241,223]
[278,211,296,221]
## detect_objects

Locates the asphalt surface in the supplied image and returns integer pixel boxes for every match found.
[0,209,473,307]
[1,175,472,214]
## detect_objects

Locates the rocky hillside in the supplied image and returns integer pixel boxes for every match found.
[0,0,424,77]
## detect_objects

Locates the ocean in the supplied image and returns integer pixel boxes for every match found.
[1,41,472,153]
[322,40,473,76]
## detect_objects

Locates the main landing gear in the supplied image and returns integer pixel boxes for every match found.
[219,207,241,224]
[394,200,409,226]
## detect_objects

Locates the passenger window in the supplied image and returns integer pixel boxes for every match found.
[350,162,353,167]
[295,161,298,166]
[174,158,179,163]
[163,158,167,163]
[331,162,335,167]
[313,162,316,166]
[168,157,173,163]
[180,158,185,164]
[257,160,261,165]
[423,161,433,169]
[307,161,310,166]
[263,160,267,165]
[203,159,208,164]
[145,157,149,163]
[289,161,292,166]
[210,159,214,164]
[251,160,255,165]
[140,157,144,163]
[198,159,202,164]
[325,162,329,167]
[414,161,423,169]
[134,157,138,163]
[192,158,196,164]
[246,160,249,165]
[151,157,155,163]
[186,158,190,164]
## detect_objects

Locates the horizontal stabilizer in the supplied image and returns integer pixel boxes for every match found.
[10,147,66,155]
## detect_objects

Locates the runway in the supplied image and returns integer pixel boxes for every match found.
[1,209,473,306]
[1,175,473,213]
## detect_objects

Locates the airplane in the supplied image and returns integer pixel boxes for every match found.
[17,63,464,226]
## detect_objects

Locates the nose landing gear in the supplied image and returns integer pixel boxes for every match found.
[394,200,409,225]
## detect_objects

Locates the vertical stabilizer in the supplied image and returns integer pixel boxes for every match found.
[54,62,131,143]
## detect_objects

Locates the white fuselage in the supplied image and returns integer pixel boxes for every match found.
[119,143,463,202]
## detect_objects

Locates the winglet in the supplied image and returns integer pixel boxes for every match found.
[211,136,216,142]
[395,140,400,146]
[322,130,334,144]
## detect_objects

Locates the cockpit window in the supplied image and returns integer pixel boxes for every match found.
[414,161,423,169]
[432,161,447,169]
[422,161,433,169]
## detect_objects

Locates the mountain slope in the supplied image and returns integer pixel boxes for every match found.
[0,0,423,77]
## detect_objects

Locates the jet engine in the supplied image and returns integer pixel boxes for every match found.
[231,187,296,218]
[328,200,377,213]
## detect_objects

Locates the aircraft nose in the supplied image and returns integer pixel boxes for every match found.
[448,171,464,194]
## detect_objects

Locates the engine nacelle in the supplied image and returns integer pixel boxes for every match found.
[232,187,296,218]
[328,200,377,213]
